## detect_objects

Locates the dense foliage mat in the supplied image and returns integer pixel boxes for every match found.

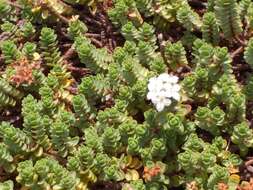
[0,0,253,189]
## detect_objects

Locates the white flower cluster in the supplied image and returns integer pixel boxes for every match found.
[147,73,181,112]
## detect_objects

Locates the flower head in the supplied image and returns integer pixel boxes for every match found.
[147,73,180,112]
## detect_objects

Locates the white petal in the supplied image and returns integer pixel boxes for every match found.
[161,86,173,98]
[162,84,173,93]
[148,77,157,91]
[163,98,172,106]
[158,73,170,82]
[157,82,165,92]
[160,90,171,98]
[156,102,165,112]
[152,95,162,103]
[147,92,154,100]
[163,83,172,89]
[149,77,157,83]
[169,75,179,83]
[152,95,163,104]
[172,84,181,91]
[148,83,155,91]
[172,93,180,101]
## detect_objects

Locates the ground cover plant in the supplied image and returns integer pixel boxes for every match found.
[0,0,253,189]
